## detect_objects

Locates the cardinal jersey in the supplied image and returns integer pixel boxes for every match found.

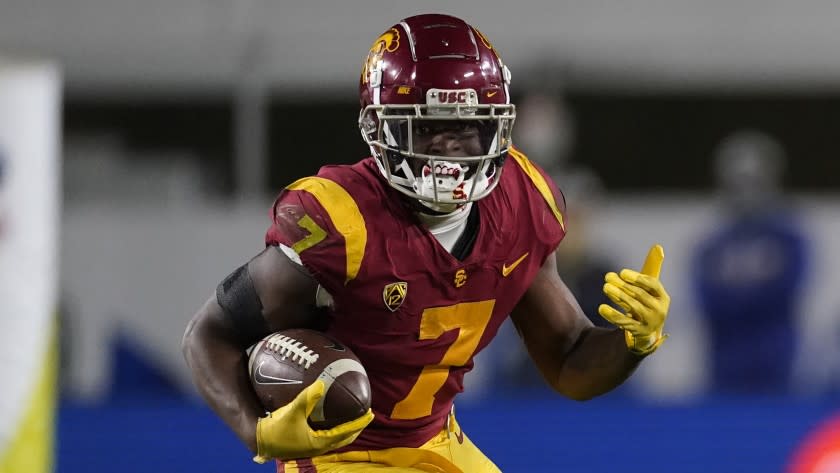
[265,148,565,451]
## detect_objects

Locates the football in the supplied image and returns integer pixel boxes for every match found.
[248,328,371,430]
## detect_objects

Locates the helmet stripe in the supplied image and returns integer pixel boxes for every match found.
[399,22,417,62]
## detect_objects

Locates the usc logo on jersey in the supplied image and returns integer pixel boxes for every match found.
[454,269,468,288]
[383,281,408,312]
[361,28,401,84]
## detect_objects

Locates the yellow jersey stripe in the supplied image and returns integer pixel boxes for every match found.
[312,448,462,472]
[508,148,565,231]
[287,177,367,284]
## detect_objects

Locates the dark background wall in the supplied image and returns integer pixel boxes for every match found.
[64,92,840,196]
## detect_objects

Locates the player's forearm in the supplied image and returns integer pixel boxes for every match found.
[552,327,642,400]
[182,298,265,453]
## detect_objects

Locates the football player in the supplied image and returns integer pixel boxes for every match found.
[182,13,670,473]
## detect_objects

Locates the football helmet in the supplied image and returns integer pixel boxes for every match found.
[358,13,515,212]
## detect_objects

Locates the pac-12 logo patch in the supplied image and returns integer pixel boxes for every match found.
[383,281,407,312]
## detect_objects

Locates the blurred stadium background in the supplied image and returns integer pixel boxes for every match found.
[2,1,840,472]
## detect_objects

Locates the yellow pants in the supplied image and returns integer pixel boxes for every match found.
[280,411,501,473]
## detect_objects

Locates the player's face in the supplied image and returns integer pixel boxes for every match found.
[372,114,504,210]
[411,121,484,157]
[407,120,488,182]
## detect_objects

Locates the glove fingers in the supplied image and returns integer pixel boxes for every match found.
[320,409,374,434]
[619,269,665,298]
[603,283,648,318]
[602,288,633,314]
[606,274,658,311]
[641,244,664,278]
[602,275,634,312]
[311,408,375,442]
[297,379,327,417]
[320,431,363,452]
[598,304,642,330]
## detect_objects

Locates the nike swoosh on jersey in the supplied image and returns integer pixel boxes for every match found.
[502,252,529,277]
[254,361,303,385]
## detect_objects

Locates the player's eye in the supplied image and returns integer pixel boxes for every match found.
[414,121,478,138]
[416,124,434,136]
[457,125,479,137]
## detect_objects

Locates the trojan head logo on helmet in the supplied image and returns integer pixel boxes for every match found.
[358,13,515,213]
[361,28,400,85]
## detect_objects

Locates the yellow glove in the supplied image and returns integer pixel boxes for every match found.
[598,244,671,356]
[253,380,374,463]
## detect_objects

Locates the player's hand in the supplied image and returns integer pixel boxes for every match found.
[598,244,670,356]
[253,380,374,463]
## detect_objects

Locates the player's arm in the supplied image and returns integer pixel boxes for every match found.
[181,246,319,453]
[510,245,670,400]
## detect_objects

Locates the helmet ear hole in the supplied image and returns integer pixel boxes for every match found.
[386,150,403,170]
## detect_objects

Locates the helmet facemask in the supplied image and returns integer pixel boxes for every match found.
[360,100,515,213]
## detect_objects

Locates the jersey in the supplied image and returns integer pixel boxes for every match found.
[691,208,809,393]
[264,147,566,450]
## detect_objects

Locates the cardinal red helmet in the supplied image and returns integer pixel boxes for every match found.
[358,13,515,211]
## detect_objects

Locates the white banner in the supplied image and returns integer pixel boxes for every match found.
[0,58,60,461]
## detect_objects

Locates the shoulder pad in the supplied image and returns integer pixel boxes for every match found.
[266,176,368,286]
[507,148,566,232]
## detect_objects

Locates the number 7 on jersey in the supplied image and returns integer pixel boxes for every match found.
[391,300,495,420]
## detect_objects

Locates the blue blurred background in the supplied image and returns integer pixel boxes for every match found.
[2,1,840,472]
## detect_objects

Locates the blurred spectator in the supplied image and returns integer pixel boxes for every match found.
[553,172,616,328]
[794,301,840,397]
[691,129,810,395]
[514,92,576,175]
[514,91,614,327]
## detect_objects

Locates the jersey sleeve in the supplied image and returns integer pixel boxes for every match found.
[507,147,567,255]
[264,176,368,294]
